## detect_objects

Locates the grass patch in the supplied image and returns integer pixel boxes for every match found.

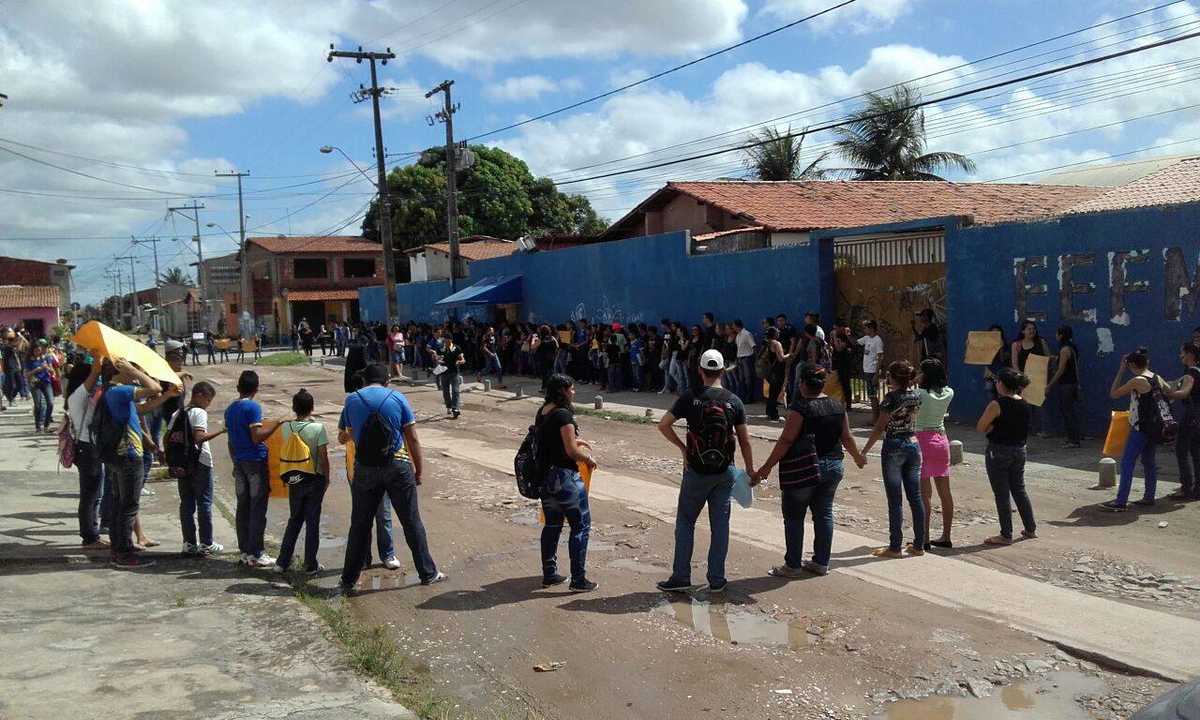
[574,406,656,425]
[256,351,309,367]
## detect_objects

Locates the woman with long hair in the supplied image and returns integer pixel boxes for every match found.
[536,374,597,592]
[1103,347,1170,511]
[760,326,791,421]
[862,361,927,558]
[756,363,866,577]
[976,369,1037,544]
[1046,325,1081,447]
[388,324,405,379]
[1011,320,1050,436]
[915,359,955,549]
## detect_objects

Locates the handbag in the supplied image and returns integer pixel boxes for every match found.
[58,422,76,469]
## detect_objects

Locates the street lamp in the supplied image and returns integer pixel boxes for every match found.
[319,145,378,188]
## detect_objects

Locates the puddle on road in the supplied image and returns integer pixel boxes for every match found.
[879,672,1105,720]
[368,573,423,591]
[653,597,816,650]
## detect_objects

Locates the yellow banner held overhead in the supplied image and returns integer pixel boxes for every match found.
[73,321,182,387]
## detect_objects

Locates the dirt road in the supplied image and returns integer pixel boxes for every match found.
[193,361,1194,719]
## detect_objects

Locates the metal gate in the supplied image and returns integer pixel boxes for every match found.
[834,231,947,401]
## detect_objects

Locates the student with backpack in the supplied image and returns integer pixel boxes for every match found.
[225,370,282,567]
[1103,347,1175,511]
[337,363,445,594]
[94,357,163,568]
[166,381,225,557]
[65,359,106,549]
[274,389,330,574]
[656,349,755,594]
[1166,342,1200,500]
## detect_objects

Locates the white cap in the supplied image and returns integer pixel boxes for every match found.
[700,349,726,371]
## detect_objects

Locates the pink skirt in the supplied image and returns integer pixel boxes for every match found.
[916,430,951,480]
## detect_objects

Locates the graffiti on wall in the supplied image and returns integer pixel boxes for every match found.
[567,296,644,326]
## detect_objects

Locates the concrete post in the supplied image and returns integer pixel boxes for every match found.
[515,385,524,399]
[1098,457,1117,488]
[483,379,491,392]
[594,395,603,410]
[949,440,964,465]
[645,408,653,418]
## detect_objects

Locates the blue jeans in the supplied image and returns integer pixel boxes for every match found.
[540,467,591,582]
[484,355,503,384]
[668,356,688,394]
[781,459,842,568]
[1117,428,1158,505]
[233,459,270,557]
[31,381,53,428]
[142,410,163,483]
[278,476,329,571]
[105,457,144,555]
[737,356,757,403]
[363,496,395,566]
[881,437,926,551]
[179,464,215,546]
[341,460,437,587]
[985,443,1036,538]
[75,443,104,544]
[669,466,734,586]
[441,374,462,412]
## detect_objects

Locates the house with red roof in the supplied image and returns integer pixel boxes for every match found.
[0,286,61,338]
[405,235,518,282]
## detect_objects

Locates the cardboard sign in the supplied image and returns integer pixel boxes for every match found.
[1023,353,1049,407]
[243,338,257,352]
[216,339,231,350]
[964,331,1003,365]
[192,332,205,341]
[558,330,573,345]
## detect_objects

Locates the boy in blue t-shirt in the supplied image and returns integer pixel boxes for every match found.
[224,370,280,567]
[101,357,163,568]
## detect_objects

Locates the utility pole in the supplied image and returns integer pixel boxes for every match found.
[328,44,399,322]
[133,235,163,337]
[116,254,140,329]
[168,201,207,331]
[110,264,125,328]
[425,80,461,293]
[106,268,121,326]
[215,170,251,334]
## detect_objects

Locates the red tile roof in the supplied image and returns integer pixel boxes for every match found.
[0,285,60,309]
[284,289,360,302]
[664,181,1104,232]
[423,240,517,261]
[1066,156,1200,215]
[248,236,382,254]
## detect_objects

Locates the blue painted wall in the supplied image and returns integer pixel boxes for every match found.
[945,202,1200,434]
[360,279,493,325]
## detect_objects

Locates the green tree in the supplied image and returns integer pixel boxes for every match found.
[833,84,976,180]
[742,126,828,181]
[160,266,192,285]
[361,145,607,249]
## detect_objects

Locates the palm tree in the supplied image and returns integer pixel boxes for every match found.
[160,266,192,285]
[743,126,829,181]
[833,84,976,180]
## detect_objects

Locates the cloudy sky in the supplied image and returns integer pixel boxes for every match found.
[2,0,1199,303]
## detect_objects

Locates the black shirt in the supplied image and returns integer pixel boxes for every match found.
[441,345,463,377]
[988,396,1031,446]
[537,406,578,470]
[778,324,797,353]
[788,396,845,459]
[1059,342,1079,384]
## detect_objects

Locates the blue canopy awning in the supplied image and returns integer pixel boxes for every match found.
[434,274,523,306]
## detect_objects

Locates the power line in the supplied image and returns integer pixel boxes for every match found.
[550,29,1200,187]
[464,0,858,142]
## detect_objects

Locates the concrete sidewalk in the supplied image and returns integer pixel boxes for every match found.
[0,410,413,720]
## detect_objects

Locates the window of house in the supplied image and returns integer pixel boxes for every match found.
[343,258,376,278]
[293,258,328,279]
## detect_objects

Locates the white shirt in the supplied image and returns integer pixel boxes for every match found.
[735,328,756,358]
[813,326,826,341]
[67,384,96,444]
[857,335,885,374]
[170,406,213,467]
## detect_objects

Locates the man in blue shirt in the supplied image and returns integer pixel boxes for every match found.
[338,363,444,593]
[101,357,162,568]
[224,370,280,567]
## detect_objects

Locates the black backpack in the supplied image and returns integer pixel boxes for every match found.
[164,409,199,479]
[514,414,544,499]
[88,387,126,464]
[355,390,398,467]
[685,391,736,475]
[1138,375,1178,445]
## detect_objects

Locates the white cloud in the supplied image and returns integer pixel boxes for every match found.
[485,75,561,102]
[763,0,917,33]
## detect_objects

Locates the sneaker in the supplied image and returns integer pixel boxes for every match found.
[181,542,200,557]
[273,563,287,573]
[383,556,402,571]
[452,410,461,419]
[542,574,568,588]
[334,583,357,598]
[1099,501,1128,512]
[802,561,829,576]
[305,563,326,576]
[111,553,155,569]
[140,486,155,496]
[81,538,110,550]
[768,565,804,579]
[1133,498,1156,507]
[656,578,694,593]
[199,542,224,556]
[569,579,598,593]
[252,553,275,568]
[706,581,728,594]
[238,553,252,565]
[421,571,449,586]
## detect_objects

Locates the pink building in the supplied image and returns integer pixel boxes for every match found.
[0,286,62,338]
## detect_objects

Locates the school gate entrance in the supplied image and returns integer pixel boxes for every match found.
[834,230,947,396]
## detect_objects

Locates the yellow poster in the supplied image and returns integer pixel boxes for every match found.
[243,338,257,352]
[964,331,1003,365]
[558,330,572,345]
[216,338,231,350]
[1023,353,1049,407]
